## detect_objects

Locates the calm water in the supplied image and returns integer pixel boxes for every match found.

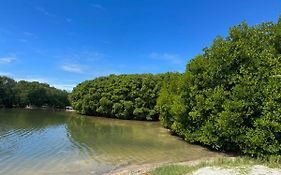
[0,109,217,175]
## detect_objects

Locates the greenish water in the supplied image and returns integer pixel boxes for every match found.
[0,109,218,175]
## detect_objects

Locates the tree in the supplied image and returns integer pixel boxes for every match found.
[69,74,168,120]
[0,76,16,107]
[0,77,69,108]
[157,18,281,157]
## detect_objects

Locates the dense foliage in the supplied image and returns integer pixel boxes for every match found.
[0,76,69,108]
[0,76,17,107]
[69,74,165,120]
[157,19,281,157]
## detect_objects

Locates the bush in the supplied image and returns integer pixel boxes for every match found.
[69,74,167,120]
[157,18,281,157]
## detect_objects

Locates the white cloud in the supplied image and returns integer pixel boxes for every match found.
[61,64,83,73]
[0,57,16,64]
[58,50,105,74]
[52,84,75,91]
[149,52,183,64]
[35,6,56,17]
[91,4,105,9]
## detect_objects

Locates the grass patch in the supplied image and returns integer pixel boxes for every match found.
[150,156,281,175]
[150,165,196,175]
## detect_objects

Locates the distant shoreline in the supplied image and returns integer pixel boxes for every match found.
[0,106,74,111]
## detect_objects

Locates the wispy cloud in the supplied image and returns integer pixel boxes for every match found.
[23,32,37,39]
[35,6,73,23]
[24,32,35,37]
[18,39,28,43]
[58,50,105,75]
[0,57,17,64]
[149,53,183,65]
[66,18,73,23]
[18,32,37,44]
[0,72,11,76]
[61,64,84,73]
[91,3,105,10]
[60,50,104,62]
[35,6,56,17]
[81,51,104,61]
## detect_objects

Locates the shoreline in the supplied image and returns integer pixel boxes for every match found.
[104,155,226,175]
[0,106,72,111]
[104,155,281,175]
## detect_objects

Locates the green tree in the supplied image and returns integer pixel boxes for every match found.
[0,76,16,107]
[69,74,168,120]
[0,77,69,108]
[157,18,281,157]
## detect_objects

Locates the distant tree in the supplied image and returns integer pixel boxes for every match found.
[0,76,16,107]
[0,77,69,108]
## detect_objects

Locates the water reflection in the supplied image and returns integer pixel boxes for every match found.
[0,109,218,175]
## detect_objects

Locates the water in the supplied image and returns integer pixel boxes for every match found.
[0,109,218,175]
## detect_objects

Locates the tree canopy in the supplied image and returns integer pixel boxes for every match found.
[0,76,17,107]
[157,19,281,157]
[0,76,69,108]
[69,74,166,120]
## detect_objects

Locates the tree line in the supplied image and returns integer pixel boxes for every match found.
[69,74,165,120]
[70,16,281,158]
[0,76,70,108]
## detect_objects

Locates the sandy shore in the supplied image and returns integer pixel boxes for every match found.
[103,156,281,175]
[192,165,281,175]
[103,156,223,175]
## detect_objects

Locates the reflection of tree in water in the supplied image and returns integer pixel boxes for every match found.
[0,109,67,136]
[0,109,66,127]
[65,115,214,165]
[0,109,69,162]
[0,109,219,174]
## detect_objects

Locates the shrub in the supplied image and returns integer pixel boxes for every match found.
[69,74,167,120]
[158,18,281,157]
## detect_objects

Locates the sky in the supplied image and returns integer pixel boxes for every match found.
[0,0,280,91]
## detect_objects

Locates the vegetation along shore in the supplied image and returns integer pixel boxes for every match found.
[70,16,281,161]
[1,14,281,175]
[0,76,69,108]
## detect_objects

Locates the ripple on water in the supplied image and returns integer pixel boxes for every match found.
[0,109,220,175]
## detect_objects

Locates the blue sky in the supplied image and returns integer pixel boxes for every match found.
[0,0,280,91]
